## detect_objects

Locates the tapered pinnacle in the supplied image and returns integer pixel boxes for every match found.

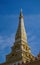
[20,8,23,17]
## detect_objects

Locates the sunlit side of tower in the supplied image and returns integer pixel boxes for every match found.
[6,9,35,65]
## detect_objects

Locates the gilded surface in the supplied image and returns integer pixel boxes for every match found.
[0,9,37,65]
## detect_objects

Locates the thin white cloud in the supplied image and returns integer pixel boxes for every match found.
[0,33,15,51]
[0,33,15,63]
[27,31,40,56]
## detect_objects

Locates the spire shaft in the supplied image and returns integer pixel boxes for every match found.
[15,9,27,42]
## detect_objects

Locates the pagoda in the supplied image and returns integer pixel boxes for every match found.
[1,9,35,65]
[6,9,35,65]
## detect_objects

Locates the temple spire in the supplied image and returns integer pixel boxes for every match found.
[6,9,35,64]
[15,9,27,42]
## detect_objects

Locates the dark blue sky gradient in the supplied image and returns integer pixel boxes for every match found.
[0,0,40,15]
[0,0,40,63]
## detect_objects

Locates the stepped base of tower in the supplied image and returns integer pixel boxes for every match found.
[0,60,40,65]
[6,39,35,64]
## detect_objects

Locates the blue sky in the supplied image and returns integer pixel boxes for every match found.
[0,0,40,63]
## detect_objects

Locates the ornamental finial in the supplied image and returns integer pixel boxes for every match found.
[20,8,23,17]
[20,8,22,13]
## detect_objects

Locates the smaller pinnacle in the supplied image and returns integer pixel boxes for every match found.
[20,8,23,17]
[20,8,22,13]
